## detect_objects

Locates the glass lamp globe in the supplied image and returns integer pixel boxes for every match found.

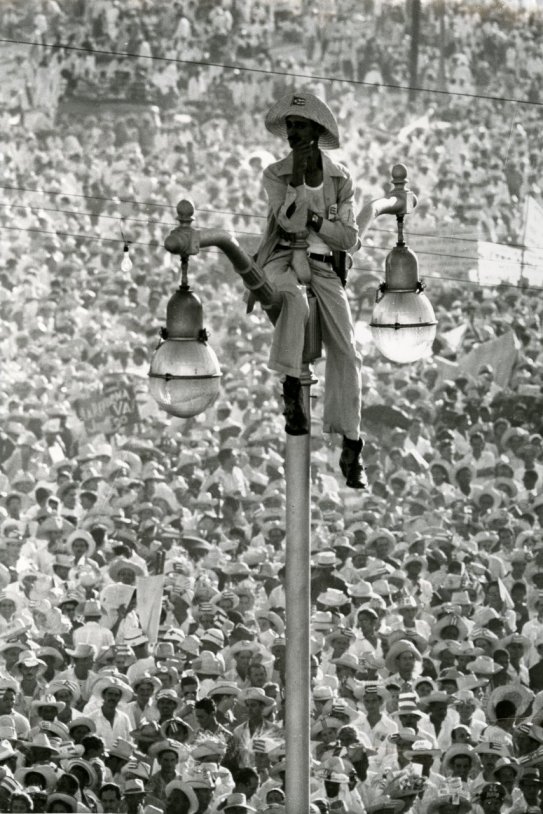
[371,291,436,364]
[148,284,222,418]
[149,338,221,418]
[370,244,437,364]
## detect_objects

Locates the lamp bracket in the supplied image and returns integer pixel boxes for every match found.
[375,279,426,303]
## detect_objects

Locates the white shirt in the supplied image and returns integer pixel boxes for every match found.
[92,707,132,749]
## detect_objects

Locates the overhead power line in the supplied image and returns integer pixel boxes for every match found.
[1,37,542,108]
[1,184,542,258]
[0,222,540,294]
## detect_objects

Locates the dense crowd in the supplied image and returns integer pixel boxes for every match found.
[2,0,543,813]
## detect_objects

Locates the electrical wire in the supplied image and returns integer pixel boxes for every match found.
[0,201,178,229]
[1,184,542,260]
[3,207,539,271]
[1,36,543,108]
[0,182,267,219]
[0,222,540,294]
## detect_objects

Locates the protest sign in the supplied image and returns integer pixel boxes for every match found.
[74,382,140,435]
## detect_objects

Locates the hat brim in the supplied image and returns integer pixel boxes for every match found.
[264,92,340,150]
[384,640,422,673]
[240,692,275,708]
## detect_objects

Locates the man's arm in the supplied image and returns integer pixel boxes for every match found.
[262,165,308,234]
[313,172,359,252]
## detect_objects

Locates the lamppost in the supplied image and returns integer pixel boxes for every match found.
[148,165,434,813]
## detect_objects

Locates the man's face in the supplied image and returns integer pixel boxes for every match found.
[102,688,122,711]
[100,789,120,811]
[398,651,416,672]
[481,795,503,813]
[451,755,471,778]
[158,751,177,774]
[0,690,15,713]
[117,568,136,585]
[195,707,212,729]
[480,753,499,773]
[375,539,390,559]
[182,683,198,701]
[399,714,419,729]
[39,705,58,722]
[429,702,449,723]
[157,698,177,719]
[399,607,417,624]
[165,789,187,814]
[357,612,375,636]
[249,664,268,687]
[268,528,284,547]
[286,115,320,148]
[236,651,252,673]
[136,683,154,706]
[520,778,540,803]
[72,539,89,559]
[362,695,381,716]
[6,498,21,517]
[245,699,264,723]
[63,487,78,508]
[242,774,259,799]
[471,435,484,454]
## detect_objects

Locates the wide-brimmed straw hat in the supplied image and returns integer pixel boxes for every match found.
[264,91,340,149]
[91,675,132,703]
[404,739,441,759]
[384,639,422,673]
[239,687,275,708]
[441,744,479,774]
[223,792,257,812]
[366,797,406,813]
[425,793,471,814]
[487,683,534,724]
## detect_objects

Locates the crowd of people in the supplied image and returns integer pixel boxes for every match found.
[1,0,543,812]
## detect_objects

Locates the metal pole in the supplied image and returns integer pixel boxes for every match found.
[437,0,446,92]
[408,0,421,103]
[285,362,313,814]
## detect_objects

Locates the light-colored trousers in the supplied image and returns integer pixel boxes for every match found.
[263,248,362,440]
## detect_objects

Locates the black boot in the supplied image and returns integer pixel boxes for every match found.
[282,376,308,436]
[339,436,367,489]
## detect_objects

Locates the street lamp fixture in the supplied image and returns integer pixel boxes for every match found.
[148,203,222,418]
[148,199,282,418]
[368,165,437,363]
[370,217,437,364]
[357,164,437,364]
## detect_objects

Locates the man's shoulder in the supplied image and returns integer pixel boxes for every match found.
[321,152,352,179]
[263,154,292,179]
[262,152,351,180]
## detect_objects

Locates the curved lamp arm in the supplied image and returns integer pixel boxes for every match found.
[164,200,283,322]
[357,163,417,239]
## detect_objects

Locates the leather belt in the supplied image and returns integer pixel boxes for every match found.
[275,245,333,264]
[308,252,333,264]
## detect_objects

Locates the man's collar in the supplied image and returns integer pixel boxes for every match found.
[274,151,347,178]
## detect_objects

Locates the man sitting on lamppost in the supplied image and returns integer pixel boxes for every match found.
[253,89,365,489]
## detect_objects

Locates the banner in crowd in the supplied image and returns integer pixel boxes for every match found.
[477,240,523,286]
[522,196,543,287]
[414,226,478,282]
[73,382,140,435]
[136,575,165,645]
[457,329,519,387]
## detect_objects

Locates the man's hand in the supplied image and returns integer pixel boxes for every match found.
[306,209,323,231]
[291,139,314,186]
